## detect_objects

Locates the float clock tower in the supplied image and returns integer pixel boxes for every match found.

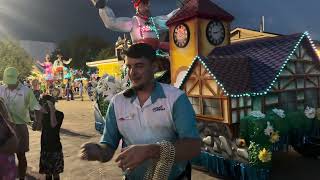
[166,0,234,86]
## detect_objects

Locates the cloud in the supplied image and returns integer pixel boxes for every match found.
[0,0,319,42]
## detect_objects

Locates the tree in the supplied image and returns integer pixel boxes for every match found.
[0,40,33,80]
[51,35,113,70]
[95,47,115,60]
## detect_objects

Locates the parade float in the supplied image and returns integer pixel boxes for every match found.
[167,0,320,179]
[36,54,74,99]
[91,0,320,179]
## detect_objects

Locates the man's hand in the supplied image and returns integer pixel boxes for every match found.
[79,142,102,161]
[115,144,159,171]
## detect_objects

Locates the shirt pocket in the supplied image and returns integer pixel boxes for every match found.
[116,112,137,138]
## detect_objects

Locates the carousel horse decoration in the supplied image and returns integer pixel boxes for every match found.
[37,54,53,81]
[91,0,179,50]
[53,54,72,80]
[115,34,132,60]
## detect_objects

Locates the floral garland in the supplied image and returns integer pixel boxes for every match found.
[95,74,129,116]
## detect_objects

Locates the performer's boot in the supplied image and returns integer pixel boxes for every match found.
[90,0,106,9]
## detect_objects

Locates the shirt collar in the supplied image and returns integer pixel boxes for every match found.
[129,82,166,104]
[5,83,22,91]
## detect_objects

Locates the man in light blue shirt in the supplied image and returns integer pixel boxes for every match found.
[80,43,200,180]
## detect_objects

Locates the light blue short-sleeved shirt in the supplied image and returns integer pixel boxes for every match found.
[100,82,199,180]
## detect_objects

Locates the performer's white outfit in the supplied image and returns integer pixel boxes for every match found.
[98,4,178,49]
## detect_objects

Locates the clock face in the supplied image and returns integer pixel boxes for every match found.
[173,24,190,48]
[206,21,225,45]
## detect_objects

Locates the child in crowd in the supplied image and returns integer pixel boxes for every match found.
[0,97,18,180]
[39,95,64,180]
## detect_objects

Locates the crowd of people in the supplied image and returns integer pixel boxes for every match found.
[0,67,87,180]
[21,78,86,102]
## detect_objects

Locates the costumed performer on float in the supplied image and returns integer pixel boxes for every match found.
[90,0,179,50]
[37,54,53,81]
[37,54,54,94]
[53,54,72,80]
[63,67,73,80]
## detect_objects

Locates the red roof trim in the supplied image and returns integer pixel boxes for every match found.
[167,0,234,26]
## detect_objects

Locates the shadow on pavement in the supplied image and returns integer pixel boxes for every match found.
[60,128,92,139]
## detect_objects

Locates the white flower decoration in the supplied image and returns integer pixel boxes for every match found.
[249,111,266,119]
[94,74,129,102]
[304,106,316,119]
[264,121,274,136]
[272,108,285,118]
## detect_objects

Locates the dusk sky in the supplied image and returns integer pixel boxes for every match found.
[0,0,319,43]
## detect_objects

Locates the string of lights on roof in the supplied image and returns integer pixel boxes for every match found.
[305,31,320,60]
[179,31,318,97]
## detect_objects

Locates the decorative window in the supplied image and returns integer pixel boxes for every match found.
[188,97,201,114]
[231,98,237,108]
[188,96,224,119]
[265,93,278,105]
[240,110,245,119]
[203,98,222,117]
[232,111,238,123]
[239,97,244,107]
[246,97,252,106]
[280,91,297,111]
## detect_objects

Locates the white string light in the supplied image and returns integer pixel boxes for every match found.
[178,32,318,97]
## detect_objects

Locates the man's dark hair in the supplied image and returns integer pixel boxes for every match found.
[125,43,156,62]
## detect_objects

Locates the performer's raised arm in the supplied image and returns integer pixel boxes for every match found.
[154,8,180,31]
[63,58,72,65]
[37,60,44,67]
[98,6,133,32]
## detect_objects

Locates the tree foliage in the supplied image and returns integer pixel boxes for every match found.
[51,35,114,70]
[95,47,115,60]
[0,40,33,80]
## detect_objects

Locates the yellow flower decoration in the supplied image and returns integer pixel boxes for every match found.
[270,131,280,143]
[258,148,272,163]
